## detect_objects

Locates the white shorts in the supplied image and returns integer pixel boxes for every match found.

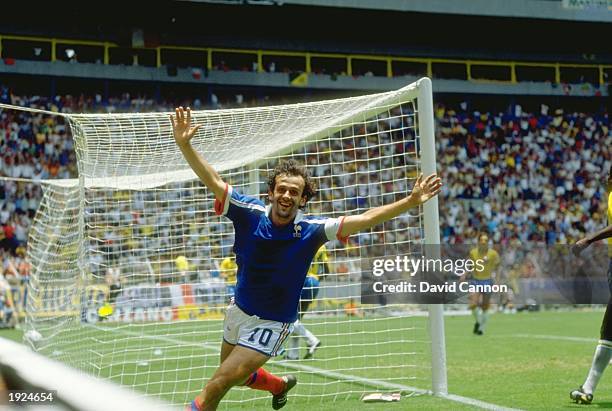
[223,302,294,357]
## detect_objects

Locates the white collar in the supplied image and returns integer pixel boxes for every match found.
[266,204,305,224]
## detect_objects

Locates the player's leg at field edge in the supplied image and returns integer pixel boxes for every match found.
[575,261,612,400]
[284,299,314,360]
[195,343,269,410]
[580,302,612,397]
[193,342,289,410]
[571,166,612,403]
[468,292,481,334]
[298,279,321,353]
[479,293,492,333]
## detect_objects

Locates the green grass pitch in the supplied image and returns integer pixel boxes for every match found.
[3,309,612,410]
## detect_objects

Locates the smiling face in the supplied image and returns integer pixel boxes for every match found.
[268,174,307,226]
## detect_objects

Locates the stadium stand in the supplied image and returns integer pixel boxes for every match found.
[0,1,610,408]
[1,84,609,320]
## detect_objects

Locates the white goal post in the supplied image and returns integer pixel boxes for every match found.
[0,337,177,411]
[5,77,447,407]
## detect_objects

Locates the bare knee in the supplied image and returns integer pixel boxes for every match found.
[207,365,253,392]
[205,376,231,397]
[481,294,491,310]
[205,371,238,399]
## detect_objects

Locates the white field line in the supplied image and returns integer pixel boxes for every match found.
[89,323,524,411]
[511,334,596,343]
[439,393,523,411]
[286,363,523,411]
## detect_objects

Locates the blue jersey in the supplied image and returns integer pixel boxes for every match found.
[215,184,345,322]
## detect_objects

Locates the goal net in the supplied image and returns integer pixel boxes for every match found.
[21,78,445,408]
[0,337,176,410]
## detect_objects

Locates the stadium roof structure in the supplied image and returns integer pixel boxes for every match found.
[183,0,612,23]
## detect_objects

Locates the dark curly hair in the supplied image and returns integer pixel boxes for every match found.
[267,159,317,207]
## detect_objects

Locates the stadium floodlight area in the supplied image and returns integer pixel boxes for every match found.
[3,78,446,408]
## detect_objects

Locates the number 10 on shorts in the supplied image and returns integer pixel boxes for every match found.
[223,304,294,356]
[248,328,273,346]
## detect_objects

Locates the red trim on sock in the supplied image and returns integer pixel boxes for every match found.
[246,368,285,395]
[192,398,203,411]
[244,371,257,386]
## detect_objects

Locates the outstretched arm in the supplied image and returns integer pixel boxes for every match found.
[339,173,442,237]
[171,106,226,201]
[572,225,612,256]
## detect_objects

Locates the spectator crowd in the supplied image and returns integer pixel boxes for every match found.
[436,103,610,245]
[0,84,610,322]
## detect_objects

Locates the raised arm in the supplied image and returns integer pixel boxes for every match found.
[171,106,226,201]
[339,173,442,237]
[572,224,612,256]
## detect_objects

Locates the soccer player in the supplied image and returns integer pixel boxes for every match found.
[570,166,612,405]
[171,107,442,411]
[0,273,16,329]
[467,234,500,335]
[175,255,190,283]
[285,244,329,360]
[219,254,237,297]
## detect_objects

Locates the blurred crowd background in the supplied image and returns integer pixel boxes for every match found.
[0,85,609,296]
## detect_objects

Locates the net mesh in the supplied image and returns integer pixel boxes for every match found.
[24,80,439,407]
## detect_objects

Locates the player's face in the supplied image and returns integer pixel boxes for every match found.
[478,235,489,252]
[269,174,306,222]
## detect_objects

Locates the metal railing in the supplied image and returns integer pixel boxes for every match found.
[1,34,610,85]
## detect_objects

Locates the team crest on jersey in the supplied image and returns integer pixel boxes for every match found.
[293,225,302,238]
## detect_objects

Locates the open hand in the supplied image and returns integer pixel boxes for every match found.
[170,106,201,147]
[411,173,442,205]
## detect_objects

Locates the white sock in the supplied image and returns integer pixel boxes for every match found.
[479,310,489,332]
[286,335,300,359]
[583,341,612,394]
[471,307,480,323]
[294,320,319,346]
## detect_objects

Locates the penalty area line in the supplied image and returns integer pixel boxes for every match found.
[89,324,523,410]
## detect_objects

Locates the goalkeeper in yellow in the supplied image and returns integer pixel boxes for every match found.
[284,244,330,360]
[570,165,612,405]
[467,234,500,335]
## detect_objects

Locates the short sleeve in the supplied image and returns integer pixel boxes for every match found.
[214,184,232,216]
[324,216,349,244]
[214,184,266,221]
[493,251,501,266]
